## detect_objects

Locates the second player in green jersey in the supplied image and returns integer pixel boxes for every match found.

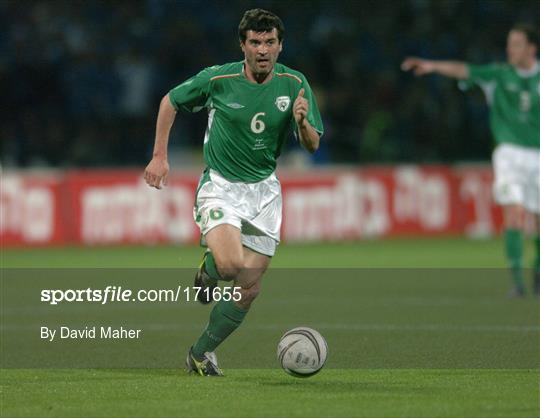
[465,62,540,149]
[402,23,540,297]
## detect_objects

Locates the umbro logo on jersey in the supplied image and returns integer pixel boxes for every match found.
[227,103,245,109]
[275,96,291,112]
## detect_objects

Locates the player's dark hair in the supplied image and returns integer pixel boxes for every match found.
[512,23,539,49]
[238,9,285,43]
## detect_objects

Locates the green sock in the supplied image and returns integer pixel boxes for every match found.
[204,251,222,281]
[504,229,524,289]
[192,300,248,358]
[534,235,540,273]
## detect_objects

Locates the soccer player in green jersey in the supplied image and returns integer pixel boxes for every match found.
[401,24,540,297]
[144,9,323,375]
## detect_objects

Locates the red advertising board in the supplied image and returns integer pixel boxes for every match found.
[1,173,65,246]
[280,166,463,241]
[64,170,200,245]
[1,166,504,246]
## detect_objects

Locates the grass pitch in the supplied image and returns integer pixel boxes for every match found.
[2,238,539,417]
[3,369,538,417]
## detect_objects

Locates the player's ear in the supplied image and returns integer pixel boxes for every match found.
[240,40,245,53]
[279,41,283,53]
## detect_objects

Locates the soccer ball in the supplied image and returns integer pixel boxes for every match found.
[277,327,328,377]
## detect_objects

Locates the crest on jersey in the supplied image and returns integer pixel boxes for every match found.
[275,96,291,112]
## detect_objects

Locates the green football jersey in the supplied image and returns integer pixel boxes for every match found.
[465,61,540,149]
[169,61,324,182]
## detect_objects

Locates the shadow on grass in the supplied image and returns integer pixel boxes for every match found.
[237,374,444,396]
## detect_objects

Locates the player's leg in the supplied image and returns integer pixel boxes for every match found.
[205,224,245,280]
[233,246,271,309]
[502,204,526,297]
[187,224,244,375]
[533,214,540,295]
[189,239,270,373]
[523,147,540,295]
[194,224,243,304]
[492,145,527,297]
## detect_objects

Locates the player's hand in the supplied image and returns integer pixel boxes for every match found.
[144,157,169,189]
[293,88,308,125]
[401,57,435,76]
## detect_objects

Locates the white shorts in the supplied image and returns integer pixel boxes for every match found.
[194,169,282,256]
[492,144,540,213]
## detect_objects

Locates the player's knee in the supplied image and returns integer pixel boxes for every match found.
[217,257,244,281]
[503,205,525,229]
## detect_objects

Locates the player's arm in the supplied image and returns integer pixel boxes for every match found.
[401,57,469,80]
[144,67,212,189]
[294,88,320,153]
[144,94,176,189]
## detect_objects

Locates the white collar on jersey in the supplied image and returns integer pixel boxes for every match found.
[516,60,539,77]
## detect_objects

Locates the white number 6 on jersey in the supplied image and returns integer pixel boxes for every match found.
[250,112,266,134]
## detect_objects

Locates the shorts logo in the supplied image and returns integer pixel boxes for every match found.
[275,96,291,112]
[209,208,224,220]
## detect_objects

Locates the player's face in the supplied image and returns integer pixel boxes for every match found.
[506,30,536,67]
[241,29,282,78]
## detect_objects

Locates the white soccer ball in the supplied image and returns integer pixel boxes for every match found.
[277,327,328,377]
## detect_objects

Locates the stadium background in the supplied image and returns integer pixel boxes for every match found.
[3,0,539,247]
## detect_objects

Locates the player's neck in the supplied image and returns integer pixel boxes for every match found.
[514,58,537,72]
[514,59,539,78]
[243,62,274,84]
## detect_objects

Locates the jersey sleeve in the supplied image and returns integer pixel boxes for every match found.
[468,63,503,83]
[168,67,214,113]
[460,63,502,90]
[294,75,324,137]
[459,63,503,103]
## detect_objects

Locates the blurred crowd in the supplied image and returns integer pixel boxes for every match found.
[1,0,538,168]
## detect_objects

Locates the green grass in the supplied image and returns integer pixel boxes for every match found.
[1,237,513,268]
[2,238,539,417]
[2,369,538,417]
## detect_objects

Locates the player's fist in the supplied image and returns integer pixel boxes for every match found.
[293,88,308,124]
[401,57,435,76]
[144,157,169,189]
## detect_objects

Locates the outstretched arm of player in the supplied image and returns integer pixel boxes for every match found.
[401,57,469,80]
[294,88,320,154]
[144,94,176,189]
